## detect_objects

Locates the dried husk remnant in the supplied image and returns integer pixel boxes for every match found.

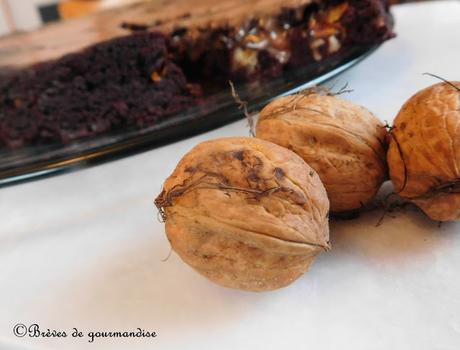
[256,91,388,213]
[387,81,460,221]
[155,137,330,292]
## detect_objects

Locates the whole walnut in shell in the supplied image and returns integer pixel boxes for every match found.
[256,91,388,213]
[155,137,330,292]
[387,81,460,221]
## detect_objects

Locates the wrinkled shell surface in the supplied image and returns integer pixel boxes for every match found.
[256,93,388,212]
[387,82,460,221]
[156,137,330,292]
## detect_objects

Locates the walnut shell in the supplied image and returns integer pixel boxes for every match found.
[155,137,330,292]
[256,93,388,212]
[387,82,460,221]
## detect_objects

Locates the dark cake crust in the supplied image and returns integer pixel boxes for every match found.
[0,0,394,150]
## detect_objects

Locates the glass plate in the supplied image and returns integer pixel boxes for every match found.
[0,46,377,187]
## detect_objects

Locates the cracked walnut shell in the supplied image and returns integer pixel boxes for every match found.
[387,81,460,221]
[256,92,388,213]
[155,137,330,292]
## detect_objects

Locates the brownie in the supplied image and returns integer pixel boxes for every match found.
[0,32,200,149]
[0,0,394,150]
[170,0,393,83]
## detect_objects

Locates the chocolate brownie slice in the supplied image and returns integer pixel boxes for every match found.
[0,0,394,150]
[0,32,200,149]
[169,0,393,83]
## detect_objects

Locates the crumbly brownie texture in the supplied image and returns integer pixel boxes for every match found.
[0,0,393,150]
[0,33,200,149]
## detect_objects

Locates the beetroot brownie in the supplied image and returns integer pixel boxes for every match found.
[0,0,394,150]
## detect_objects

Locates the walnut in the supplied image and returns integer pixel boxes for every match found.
[308,2,347,60]
[232,47,258,73]
[155,137,330,292]
[256,91,388,212]
[150,66,168,82]
[387,81,460,221]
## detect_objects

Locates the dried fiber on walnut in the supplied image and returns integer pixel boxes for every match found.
[256,91,388,213]
[155,137,330,291]
[387,81,460,221]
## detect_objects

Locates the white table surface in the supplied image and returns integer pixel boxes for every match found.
[1,2,460,349]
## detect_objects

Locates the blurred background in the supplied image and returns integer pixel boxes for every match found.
[0,0,440,37]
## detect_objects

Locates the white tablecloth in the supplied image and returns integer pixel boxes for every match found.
[1,2,460,349]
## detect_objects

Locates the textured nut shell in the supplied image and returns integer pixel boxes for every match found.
[387,82,460,221]
[158,137,329,291]
[256,94,388,212]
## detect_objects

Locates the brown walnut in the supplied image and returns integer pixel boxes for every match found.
[155,137,330,292]
[256,92,388,213]
[387,81,460,221]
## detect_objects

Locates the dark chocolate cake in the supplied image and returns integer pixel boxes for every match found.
[0,0,394,150]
